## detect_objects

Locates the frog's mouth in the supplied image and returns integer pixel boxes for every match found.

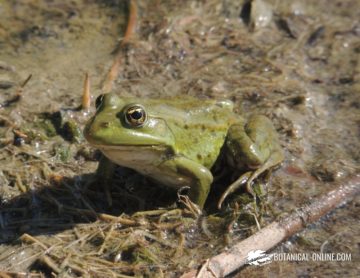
[91,144,167,151]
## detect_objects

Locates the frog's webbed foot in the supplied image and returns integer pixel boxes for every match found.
[217,150,283,209]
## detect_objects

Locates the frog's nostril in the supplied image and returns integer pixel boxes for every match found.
[100,122,110,128]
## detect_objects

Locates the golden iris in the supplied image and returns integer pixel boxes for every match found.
[124,105,147,127]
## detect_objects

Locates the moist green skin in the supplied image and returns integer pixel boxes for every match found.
[84,93,283,208]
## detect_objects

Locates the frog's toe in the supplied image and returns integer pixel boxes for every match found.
[218,171,252,209]
[245,179,256,196]
[245,150,284,192]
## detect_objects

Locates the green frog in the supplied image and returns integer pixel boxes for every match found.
[84,93,283,209]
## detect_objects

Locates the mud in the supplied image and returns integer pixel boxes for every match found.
[0,0,359,277]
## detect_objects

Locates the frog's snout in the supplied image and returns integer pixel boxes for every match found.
[84,119,108,139]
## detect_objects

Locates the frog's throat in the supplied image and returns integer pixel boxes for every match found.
[96,144,175,178]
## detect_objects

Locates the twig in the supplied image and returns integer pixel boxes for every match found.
[98,212,137,225]
[181,175,360,278]
[122,0,138,46]
[0,74,32,107]
[20,233,48,250]
[62,206,137,225]
[59,252,72,270]
[97,224,115,254]
[19,74,32,91]
[0,271,43,278]
[38,255,61,274]
[15,173,27,193]
[102,0,138,93]
[81,72,91,110]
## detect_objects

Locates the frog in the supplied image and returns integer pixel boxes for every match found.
[83,93,284,209]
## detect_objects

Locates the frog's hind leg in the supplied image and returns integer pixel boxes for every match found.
[217,151,283,209]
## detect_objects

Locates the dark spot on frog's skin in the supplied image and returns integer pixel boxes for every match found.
[101,122,110,128]
[201,125,206,131]
[211,131,217,137]
[184,124,189,129]
[197,154,202,160]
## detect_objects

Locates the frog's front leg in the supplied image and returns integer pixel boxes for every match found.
[95,155,116,206]
[159,156,213,209]
[219,115,284,207]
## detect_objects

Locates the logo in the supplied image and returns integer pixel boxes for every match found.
[246,250,273,266]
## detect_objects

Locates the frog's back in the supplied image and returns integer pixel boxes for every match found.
[141,96,238,169]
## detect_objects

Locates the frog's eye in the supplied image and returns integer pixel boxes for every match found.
[95,94,104,110]
[124,105,147,127]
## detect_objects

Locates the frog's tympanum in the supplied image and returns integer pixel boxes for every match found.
[84,93,284,209]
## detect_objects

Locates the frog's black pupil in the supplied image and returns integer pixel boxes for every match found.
[131,110,142,120]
